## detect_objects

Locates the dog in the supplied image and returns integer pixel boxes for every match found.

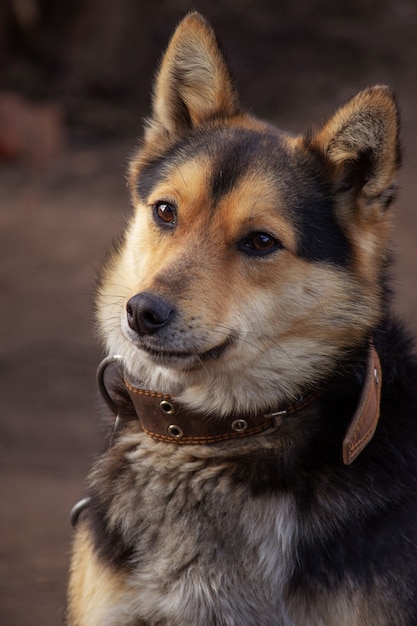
[66,11,417,625]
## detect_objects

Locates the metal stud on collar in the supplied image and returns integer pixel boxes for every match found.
[167,424,184,439]
[231,419,248,433]
[160,400,175,415]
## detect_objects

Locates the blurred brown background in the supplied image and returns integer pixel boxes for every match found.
[0,1,416,624]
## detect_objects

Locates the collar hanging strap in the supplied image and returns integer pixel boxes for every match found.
[342,343,382,465]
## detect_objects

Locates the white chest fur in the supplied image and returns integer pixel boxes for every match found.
[99,434,298,626]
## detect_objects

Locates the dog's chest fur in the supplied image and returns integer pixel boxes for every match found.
[89,433,298,625]
[85,428,399,626]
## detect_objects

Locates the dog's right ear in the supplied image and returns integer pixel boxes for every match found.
[144,12,241,151]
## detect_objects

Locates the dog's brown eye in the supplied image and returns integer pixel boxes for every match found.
[154,202,176,226]
[251,233,277,251]
[239,232,281,256]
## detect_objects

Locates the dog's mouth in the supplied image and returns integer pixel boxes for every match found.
[138,336,235,368]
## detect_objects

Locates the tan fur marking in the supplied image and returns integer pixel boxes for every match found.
[67,525,139,626]
[288,584,407,626]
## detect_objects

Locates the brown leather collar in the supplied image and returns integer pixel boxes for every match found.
[123,380,320,445]
[98,343,382,465]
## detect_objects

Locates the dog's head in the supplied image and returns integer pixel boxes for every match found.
[97,12,400,415]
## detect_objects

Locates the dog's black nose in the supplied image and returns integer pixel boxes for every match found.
[126,292,175,336]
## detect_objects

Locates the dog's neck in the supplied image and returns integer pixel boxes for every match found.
[98,344,382,466]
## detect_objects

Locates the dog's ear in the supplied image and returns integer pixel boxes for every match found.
[145,12,240,148]
[307,86,401,216]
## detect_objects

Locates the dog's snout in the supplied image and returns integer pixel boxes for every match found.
[126,292,175,336]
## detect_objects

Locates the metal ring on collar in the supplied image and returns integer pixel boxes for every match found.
[96,355,124,415]
[70,496,91,528]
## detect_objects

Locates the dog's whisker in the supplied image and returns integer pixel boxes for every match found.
[102,289,129,296]
[196,355,209,376]
[202,323,292,357]
[99,300,126,309]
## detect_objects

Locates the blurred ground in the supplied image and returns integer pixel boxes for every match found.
[0,1,417,624]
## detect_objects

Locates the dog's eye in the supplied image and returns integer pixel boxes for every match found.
[239,232,282,256]
[154,201,177,227]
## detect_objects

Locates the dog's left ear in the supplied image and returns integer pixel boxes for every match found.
[307,86,401,216]
[145,12,241,148]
